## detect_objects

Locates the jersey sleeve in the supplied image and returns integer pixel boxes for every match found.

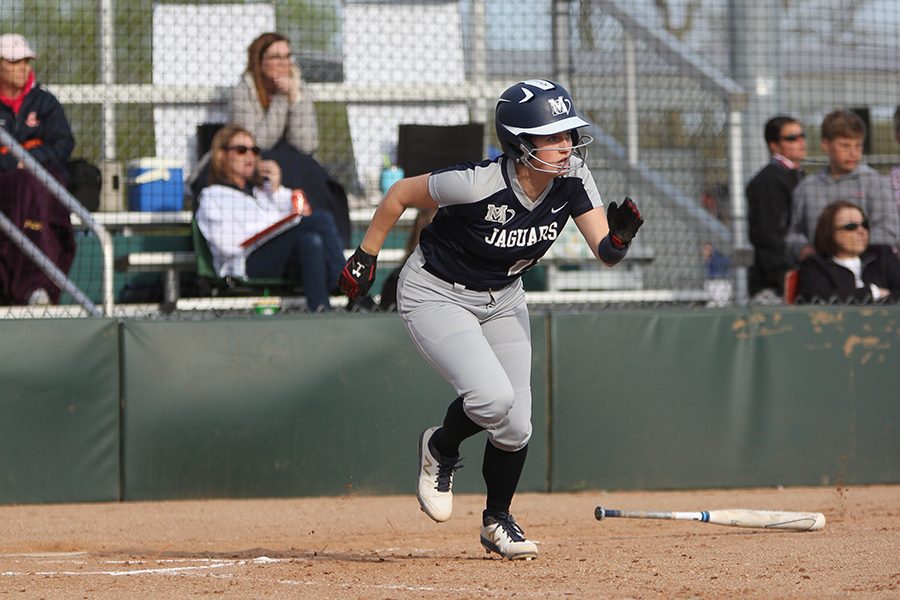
[566,162,604,217]
[427,161,505,207]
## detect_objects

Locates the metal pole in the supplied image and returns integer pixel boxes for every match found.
[729,0,780,306]
[728,107,748,306]
[552,0,572,89]
[469,0,489,149]
[0,211,101,316]
[100,0,116,160]
[624,33,639,166]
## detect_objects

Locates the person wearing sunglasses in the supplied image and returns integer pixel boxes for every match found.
[795,201,900,304]
[0,33,76,306]
[195,125,345,312]
[787,110,898,263]
[745,116,806,303]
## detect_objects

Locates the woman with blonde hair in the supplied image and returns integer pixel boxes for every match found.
[196,125,345,312]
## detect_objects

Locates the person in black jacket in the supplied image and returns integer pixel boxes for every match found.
[796,201,900,304]
[0,33,76,305]
[746,115,807,302]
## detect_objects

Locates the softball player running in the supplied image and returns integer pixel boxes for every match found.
[339,79,644,560]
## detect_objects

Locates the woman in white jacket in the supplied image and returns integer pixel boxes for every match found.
[195,125,344,312]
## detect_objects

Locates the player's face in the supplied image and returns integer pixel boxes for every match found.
[832,206,868,259]
[225,132,259,184]
[0,57,33,91]
[530,132,574,173]
[772,122,807,164]
[823,136,863,177]
[261,41,292,81]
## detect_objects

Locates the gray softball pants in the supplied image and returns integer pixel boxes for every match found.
[396,246,533,452]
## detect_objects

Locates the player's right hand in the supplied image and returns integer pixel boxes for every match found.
[339,246,378,299]
[606,197,644,249]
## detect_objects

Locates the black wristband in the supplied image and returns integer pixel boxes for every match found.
[598,234,629,265]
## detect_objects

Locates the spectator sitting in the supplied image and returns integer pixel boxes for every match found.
[746,115,806,301]
[227,32,350,245]
[194,125,345,312]
[0,33,76,306]
[795,201,900,304]
[786,109,898,263]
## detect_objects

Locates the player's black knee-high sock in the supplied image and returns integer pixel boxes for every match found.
[431,396,483,459]
[483,441,528,515]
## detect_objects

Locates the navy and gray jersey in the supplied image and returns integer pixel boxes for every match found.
[420,156,603,290]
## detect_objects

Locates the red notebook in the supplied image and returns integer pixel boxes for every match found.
[240,189,311,250]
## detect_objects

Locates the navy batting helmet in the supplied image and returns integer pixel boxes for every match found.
[495,79,591,161]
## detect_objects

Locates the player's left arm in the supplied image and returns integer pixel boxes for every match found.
[574,197,644,267]
[573,207,609,257]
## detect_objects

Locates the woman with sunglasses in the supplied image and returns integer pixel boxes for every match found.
[796,200,900,303]
[195,125,345,312]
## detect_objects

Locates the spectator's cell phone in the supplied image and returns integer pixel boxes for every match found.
[251,168,270,191]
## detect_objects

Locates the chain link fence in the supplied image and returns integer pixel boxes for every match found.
[1,0,898,318]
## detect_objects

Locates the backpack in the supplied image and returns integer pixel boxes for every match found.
[67,158,102,211]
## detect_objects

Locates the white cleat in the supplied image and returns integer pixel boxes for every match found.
[416,427,461,522]
[480,512,539,560]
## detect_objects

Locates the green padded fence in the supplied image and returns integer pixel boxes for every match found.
[0,319,119,503]
[550,307,900,492]
[120,315,547,501]
[0,307,896,505]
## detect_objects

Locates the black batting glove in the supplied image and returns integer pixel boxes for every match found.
[339,246,378,299]
[606,197,644,249]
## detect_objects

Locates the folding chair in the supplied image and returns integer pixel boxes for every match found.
[191,218,302,297]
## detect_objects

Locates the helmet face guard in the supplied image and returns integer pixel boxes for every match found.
[495,79,592,173]
[517,133,593,174]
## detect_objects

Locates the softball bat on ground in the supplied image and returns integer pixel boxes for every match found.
[594,507,825,531]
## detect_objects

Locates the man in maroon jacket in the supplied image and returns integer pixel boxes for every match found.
[0,33,76,305]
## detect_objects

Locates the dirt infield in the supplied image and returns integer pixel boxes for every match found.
[1,485,897,599]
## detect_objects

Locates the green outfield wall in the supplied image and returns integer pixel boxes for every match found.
[0,307,897,504]
[0,319,120,504]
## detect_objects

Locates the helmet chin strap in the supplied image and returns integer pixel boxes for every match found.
[518,135,593,175]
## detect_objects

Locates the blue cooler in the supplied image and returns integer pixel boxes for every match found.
[127,158,184,211]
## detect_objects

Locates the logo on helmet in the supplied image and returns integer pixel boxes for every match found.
[548,96,571,117]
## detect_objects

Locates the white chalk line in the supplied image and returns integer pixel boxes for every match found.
[0,551,87,558]
[2,553,575,597]
[1,556,287,577]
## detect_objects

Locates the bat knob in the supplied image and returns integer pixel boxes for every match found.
[594,506,605,520]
